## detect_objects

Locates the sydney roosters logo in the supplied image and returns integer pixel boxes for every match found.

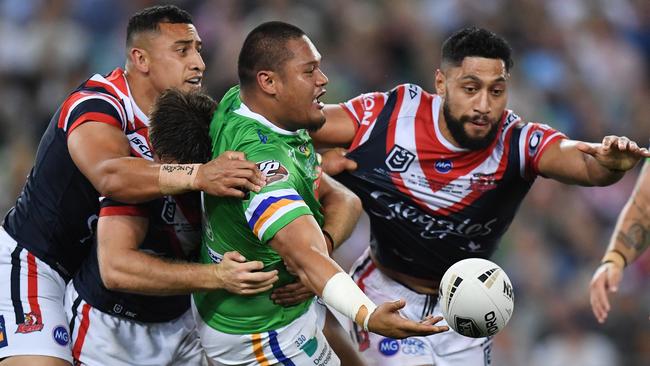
[15,312,44,334]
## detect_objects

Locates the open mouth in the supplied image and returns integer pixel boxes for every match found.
[185,76,202,87]
[313,89,326,109]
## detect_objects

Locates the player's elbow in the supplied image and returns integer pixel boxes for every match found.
[99,258,128,291]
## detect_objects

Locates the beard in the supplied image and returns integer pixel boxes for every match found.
[443,101,499,150]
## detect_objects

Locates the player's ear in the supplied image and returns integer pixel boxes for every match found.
[257,70,278,96]
[435,69,446,97]
[128,47,150,73]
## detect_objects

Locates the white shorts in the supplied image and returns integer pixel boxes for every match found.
[346,248,493,366]
[193,298,340,366]
[65,284,206,366]
[0,228,72,362]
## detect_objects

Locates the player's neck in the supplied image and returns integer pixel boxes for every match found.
[240,90,288,130]
[124,70,156,117]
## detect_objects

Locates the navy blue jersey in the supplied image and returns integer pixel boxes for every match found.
[73,193,201,323]
[337,84,565,280]
[2,69,152,280]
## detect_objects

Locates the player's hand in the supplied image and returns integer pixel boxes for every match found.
[576,136,650,172]
[271,281,315,307]
[321,148,357,176]
[215,251,278,295]
[194,151,266,198]
[367,299,449,339]
[589,261,624,324]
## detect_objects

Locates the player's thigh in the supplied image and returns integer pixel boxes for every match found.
[0,355,71,366]
[0,235,71,363]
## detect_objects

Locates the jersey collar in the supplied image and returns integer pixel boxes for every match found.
[235,103,300,136]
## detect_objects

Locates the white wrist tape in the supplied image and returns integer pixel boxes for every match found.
[322,272,377,331]
[159,164,201,195]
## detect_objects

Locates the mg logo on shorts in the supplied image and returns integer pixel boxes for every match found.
[378,337,399,356]
[0,315,8,348]
[385,145,415,173]
[52,326,69,346]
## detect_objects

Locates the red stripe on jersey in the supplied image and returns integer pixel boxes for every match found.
[355,262,376,292]
[72,303,92,362]
[346,93,387,150]
[57,92,91,129]
[67,112,122,135]
[100,205,149,217]
[26,253,41,317]
[531,132,565,176]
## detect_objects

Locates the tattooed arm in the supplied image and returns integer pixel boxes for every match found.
[590,161,650,323]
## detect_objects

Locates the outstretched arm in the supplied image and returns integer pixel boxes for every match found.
[270,215,448,339]
[68,122,265,203]
[590,160,650,323]
[97,214,278,296]
[538,136,650,186]
[310,105,357,148]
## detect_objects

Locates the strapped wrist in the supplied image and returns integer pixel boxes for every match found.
[159,164,201,195]
[601,249,628,268]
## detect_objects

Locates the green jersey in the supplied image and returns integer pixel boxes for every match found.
[193,86,324,334]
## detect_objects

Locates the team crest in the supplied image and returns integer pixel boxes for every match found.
[385,145,415,172]
[16,312,44,334]
[257,160,289,185]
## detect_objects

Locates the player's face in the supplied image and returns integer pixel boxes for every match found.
[437,57,508,150]
[146,23,205,94]
[275,36,328,132]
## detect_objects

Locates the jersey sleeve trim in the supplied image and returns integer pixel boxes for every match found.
[99,205,148,217]
[245,188,311,242]
[58,92,127,137]
[339,102,361,133]
[531,132,566,176]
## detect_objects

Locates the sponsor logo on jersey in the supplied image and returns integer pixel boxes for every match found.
[401,338,426,355]
[484,340,493,365]
[298,143,311,157]
[0,315,8,348]
[378,337,400,356]
[52,325,69,346]
[206,246,223,264]
[16,312,44,334]
[469,173,497,192]
[503,112,520,129]
[361,95,377,126]
[257,129,268,144]
[455,316,481,337]
[528,130,543,157]
[385,145,415,172]
[369,191,498,245]
[434,159,453,174]
[299,336,318,357]
[127,132,154,160]
[257,160,290,185]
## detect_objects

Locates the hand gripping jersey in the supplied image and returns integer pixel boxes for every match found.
[72,193,201,323]
[2,68,153,280]
[193,86,323,334]
[337,84,565,280]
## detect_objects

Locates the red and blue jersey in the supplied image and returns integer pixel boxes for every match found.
[72,194,201,323]
[2,68,152,280]
[336,84,565,279]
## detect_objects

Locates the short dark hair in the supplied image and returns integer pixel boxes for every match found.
[126,5,193,47]
[441,27,513,72]
[149,89,216,164]
[238,21,306,87]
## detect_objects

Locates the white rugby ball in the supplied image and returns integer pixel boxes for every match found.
[438,258,514,338]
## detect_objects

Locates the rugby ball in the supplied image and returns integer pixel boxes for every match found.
[438,258,514,338]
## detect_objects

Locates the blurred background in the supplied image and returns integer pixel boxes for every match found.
[0,0,648,364]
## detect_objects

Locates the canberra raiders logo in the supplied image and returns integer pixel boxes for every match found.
[257,160,290,185]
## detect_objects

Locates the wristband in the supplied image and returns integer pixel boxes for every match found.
[159,164,201,195]
[601,249,628,268]
[321,272,377,331]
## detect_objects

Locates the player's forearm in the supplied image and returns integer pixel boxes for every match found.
[320,179,362,251]
[604,178,650,265]
[97,158,200,203]
[582,154,625,186]
[100,250,219,295]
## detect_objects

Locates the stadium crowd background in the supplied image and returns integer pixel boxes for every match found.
[0,0,647,365]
